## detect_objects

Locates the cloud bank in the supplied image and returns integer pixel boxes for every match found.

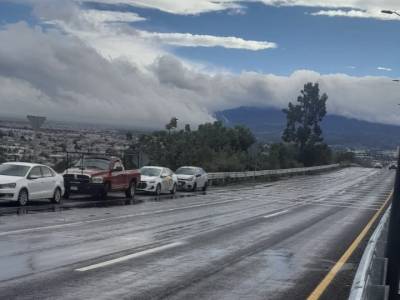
[0,1,399,130]
[7,0,400,20]
[77,0,400,20]
[79,0,243,15]
[1,21,399,129]
[139,31,277,51]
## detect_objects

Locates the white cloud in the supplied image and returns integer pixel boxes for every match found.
[311,9,400,20]
[45,8,167,68]
[81,10,146,24]
[41,6,276,72]
[78,0,243,15]
[0,23,214,128]
[1,1,400,129]
[377,66,392,71]
[75,0,400,21]
[261,0,400,17]
[152,58,400,126]
[138,31,277,51]
[7,0,400,20]
[1,22,399,129]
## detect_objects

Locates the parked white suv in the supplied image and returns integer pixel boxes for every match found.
[176,166,208,191]
[0,162,64,206]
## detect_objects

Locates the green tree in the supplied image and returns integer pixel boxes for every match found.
[334,151,355,164]
[282,82,330,166]
[139,120,257,172]
[0,148,5,163]
[0,132,5,163]
[265,143,300,170]
[165,117,178,133]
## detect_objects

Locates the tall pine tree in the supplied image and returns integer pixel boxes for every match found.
[282,82,330,166]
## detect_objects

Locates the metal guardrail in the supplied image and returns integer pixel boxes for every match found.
[207,164,340,181]
[349,207,390,300]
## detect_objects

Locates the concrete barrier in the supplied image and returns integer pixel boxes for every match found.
[208,164,341,185]
[349,207,390,300]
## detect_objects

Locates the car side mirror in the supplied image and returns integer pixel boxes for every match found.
[196,174,201,177]
[113,166,123,172]
[28,175,40,180]
[160,175,167,178]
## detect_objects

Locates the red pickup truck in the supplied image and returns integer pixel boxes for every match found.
[63,156,140,199]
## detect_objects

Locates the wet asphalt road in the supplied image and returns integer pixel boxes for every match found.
[0,167,394,300]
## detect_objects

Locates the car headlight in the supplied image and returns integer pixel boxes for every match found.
[91,177,104,184]
[0,183,16,189]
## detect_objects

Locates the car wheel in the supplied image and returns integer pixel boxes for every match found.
[155,184,161,196]
[192,183,197,192]
[202,182,208,192]
[125,181,136,199]
[18,189,29,206]
[51,188,62,204]
[170,183,177,195]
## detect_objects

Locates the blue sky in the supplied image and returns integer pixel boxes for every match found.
[0,0,400,127]
[1,1,399,76]
[107,2,400,77]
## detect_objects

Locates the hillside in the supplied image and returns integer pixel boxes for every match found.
[216,107,400,149]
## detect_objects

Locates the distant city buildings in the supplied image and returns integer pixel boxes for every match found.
[0,118,396,170]
[0,119,137,168]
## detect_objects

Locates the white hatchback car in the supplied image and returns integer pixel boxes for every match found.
[0,162,65,206]
[175,166,208,191]
[137,166,178,195]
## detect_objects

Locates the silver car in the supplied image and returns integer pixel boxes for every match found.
[176,166,208,192]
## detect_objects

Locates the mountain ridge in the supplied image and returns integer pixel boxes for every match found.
[215,107,400,149]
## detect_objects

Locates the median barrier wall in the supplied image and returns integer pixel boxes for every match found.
[349,207,390,300]
[207,163,341,185]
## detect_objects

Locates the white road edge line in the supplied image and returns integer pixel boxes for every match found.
[75,241,186,272]
[263,210,289,219]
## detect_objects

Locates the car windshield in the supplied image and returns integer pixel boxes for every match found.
[140,167,162,177]
[176,167,196,175]
[0,164,30,177]
[74,158,110,170]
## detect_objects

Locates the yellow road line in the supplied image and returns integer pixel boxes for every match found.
[307,190,393,300]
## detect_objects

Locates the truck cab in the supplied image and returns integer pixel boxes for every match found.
[63,156,140,199]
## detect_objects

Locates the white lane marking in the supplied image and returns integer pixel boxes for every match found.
[263,210,289,219]
[75,241,185,272]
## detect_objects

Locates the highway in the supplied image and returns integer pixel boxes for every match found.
[0,167,394,300]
